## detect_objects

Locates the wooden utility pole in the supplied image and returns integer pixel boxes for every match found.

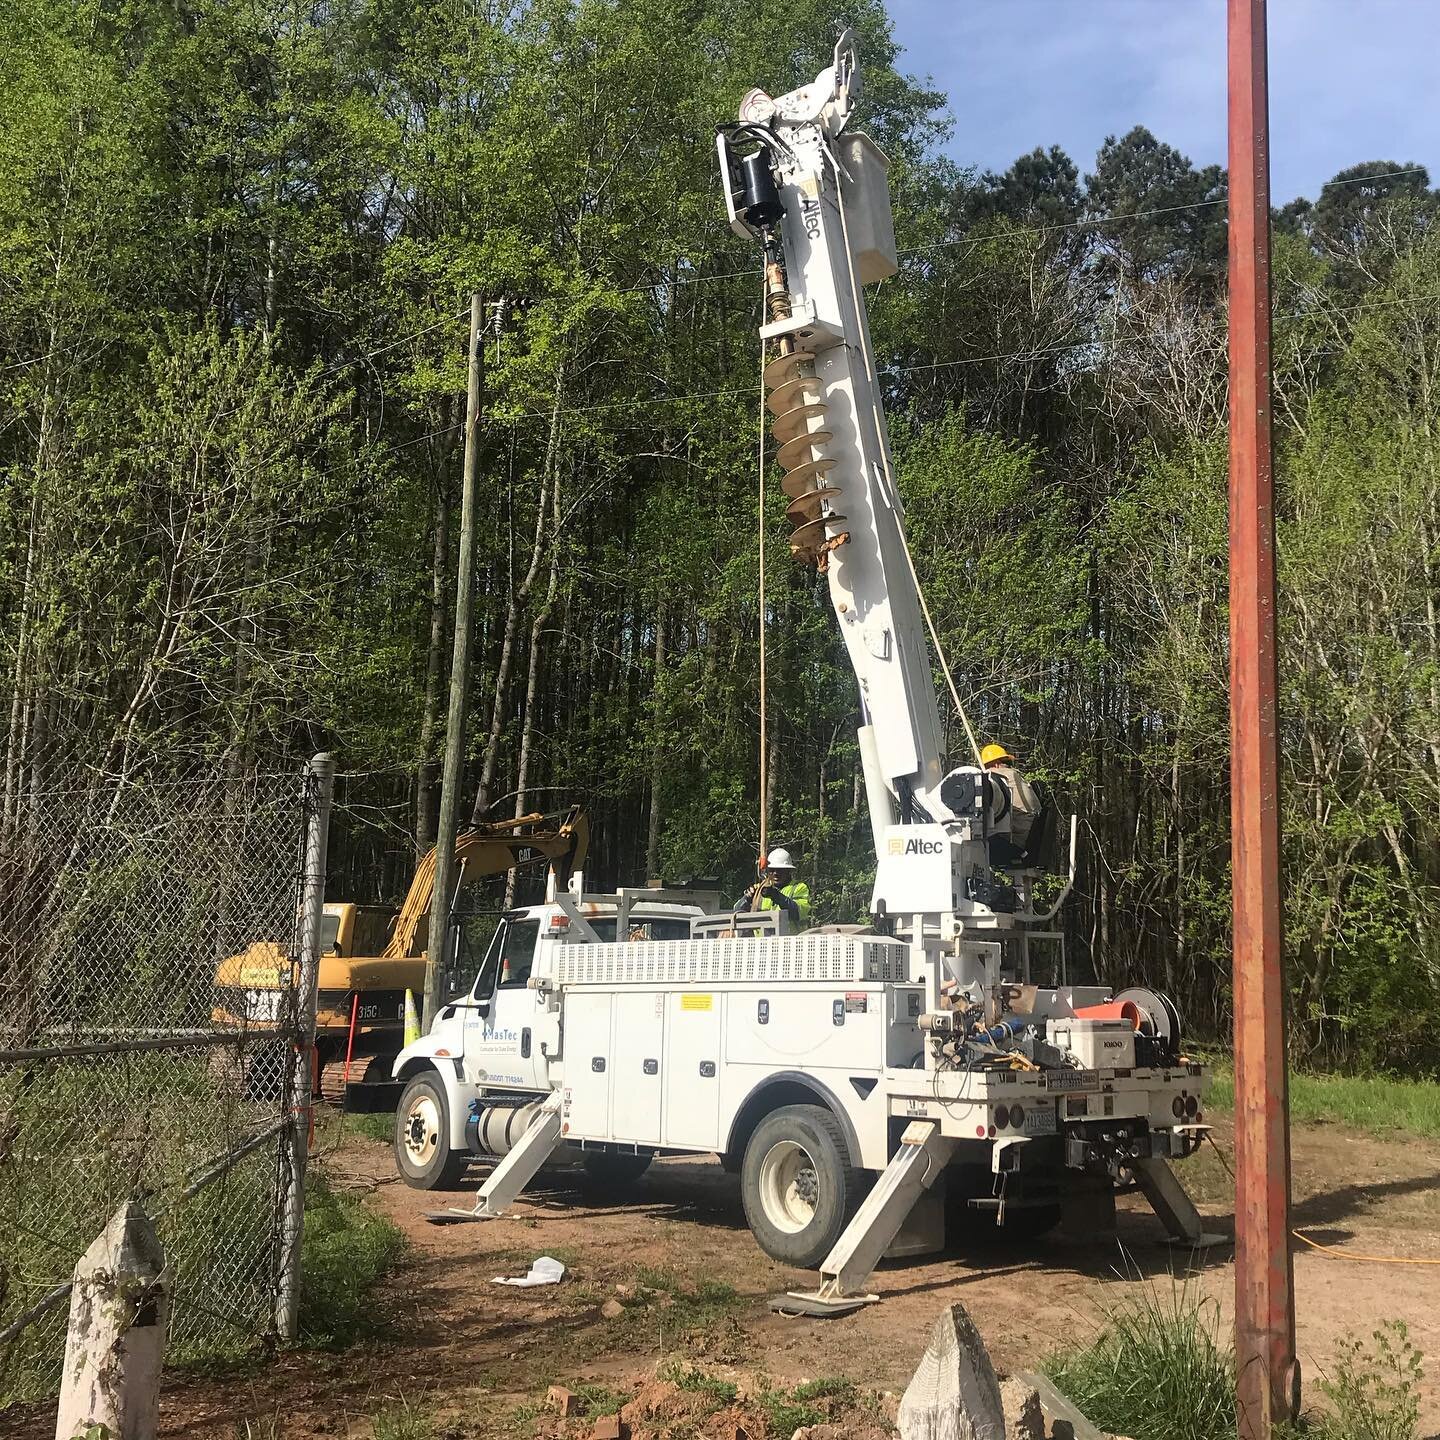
[1227,1,1299,1432]
[424,295,487,1030]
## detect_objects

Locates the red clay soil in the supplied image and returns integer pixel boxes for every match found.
[8,1110,1439,1438]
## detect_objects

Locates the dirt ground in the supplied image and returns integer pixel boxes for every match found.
[14,1111,1440,1438]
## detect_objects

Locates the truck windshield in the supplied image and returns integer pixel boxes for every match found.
[320,912,342,954]
[588,917,692,942]
[464,913,693,999]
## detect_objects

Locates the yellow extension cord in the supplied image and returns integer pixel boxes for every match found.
[1204,1133,1440,1266]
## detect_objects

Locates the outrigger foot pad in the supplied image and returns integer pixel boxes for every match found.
[1166,1231,1230,1251]
[423,1208,501,1225]
[769,1290,876,1318]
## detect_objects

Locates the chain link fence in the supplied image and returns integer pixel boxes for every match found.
[0,760,330,1405]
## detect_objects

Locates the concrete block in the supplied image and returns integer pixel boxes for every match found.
[998,1377,1044,1440]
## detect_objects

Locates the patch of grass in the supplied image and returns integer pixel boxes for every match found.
[600,1267,748,1361]
[659,1358,739,1407]
[757,1377,858,1436]
[1051,1298,1428,1440]
[791,1377,854,1403]
[1047,1286,1235,1440]
[1202,1062,1440,1139]
[345,1111,396,1145]
[571,1381,625,1417]
[1294,1322,1424,1440]
[297,1175,406,1349]
[370,1396,434,1440]
[758,1388,824,1435]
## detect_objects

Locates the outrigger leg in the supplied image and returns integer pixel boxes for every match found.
[1133,1156,1228,1249]
[425,1091,564,1225]
[774,1120,956,1316]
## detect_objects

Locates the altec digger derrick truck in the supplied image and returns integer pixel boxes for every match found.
[392,35,1215,1311]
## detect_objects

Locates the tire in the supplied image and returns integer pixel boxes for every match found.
[581,1149,653,1191]
[741,1104,860,1269]
[394,1071,469,1190]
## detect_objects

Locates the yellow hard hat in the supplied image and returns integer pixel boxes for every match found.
[980,743,1014,767]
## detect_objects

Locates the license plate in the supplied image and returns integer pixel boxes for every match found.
[1046,1069,1099,1093]
[1022,1106,1058,1136]
[244,989,283,1023]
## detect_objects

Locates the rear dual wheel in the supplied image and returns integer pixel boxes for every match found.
[741,1105,860,1270]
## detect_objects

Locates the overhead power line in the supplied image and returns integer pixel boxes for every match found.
[9,167,1422,386]
[608,163,1433,295]
[383,287,1437,445]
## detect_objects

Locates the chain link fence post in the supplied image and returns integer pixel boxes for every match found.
[1,762,326,1402]
[274,753,335,1342]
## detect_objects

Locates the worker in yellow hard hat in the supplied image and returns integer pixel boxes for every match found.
[981,743,1043,862]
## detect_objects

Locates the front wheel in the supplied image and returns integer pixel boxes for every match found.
[741,1105,860,1269]
[394,1071,469,1190]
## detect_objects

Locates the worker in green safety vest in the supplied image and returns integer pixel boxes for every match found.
[753,847,811,930]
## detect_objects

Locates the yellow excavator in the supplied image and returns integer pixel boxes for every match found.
[213,807,588,1109]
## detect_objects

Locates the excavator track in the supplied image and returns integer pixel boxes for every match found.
[318,1053,386,1105]
[319,1059,349,1105]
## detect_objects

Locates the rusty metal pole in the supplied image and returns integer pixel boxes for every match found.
[1227,1,1298,1433]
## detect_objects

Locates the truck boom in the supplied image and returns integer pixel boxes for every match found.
[719,34,1018,943]
[390,38,1216,1311]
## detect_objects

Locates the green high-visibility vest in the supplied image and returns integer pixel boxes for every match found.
[759,881,811,927]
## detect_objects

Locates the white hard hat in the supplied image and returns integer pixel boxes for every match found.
[766,847,795,870]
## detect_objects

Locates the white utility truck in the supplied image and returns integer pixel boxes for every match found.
[392,34,1214,1312]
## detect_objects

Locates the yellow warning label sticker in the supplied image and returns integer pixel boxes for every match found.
[681,993,713,1012]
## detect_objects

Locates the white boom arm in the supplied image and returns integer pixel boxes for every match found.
[718,35,1002,930]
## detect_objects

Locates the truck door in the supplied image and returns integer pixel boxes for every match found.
[610,991,665,1142]
[663,992,723,1149]
[462,915,546,1092]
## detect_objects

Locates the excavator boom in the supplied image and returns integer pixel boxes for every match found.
[383,807,589,959]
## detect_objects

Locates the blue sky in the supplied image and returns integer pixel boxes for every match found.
[886,0,1440,203]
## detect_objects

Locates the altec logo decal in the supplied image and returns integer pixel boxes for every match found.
[888,837,944,856]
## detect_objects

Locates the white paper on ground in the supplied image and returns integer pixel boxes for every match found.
[491,1255,566,1287]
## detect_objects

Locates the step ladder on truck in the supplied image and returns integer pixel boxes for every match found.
[391,33,1220,1312]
